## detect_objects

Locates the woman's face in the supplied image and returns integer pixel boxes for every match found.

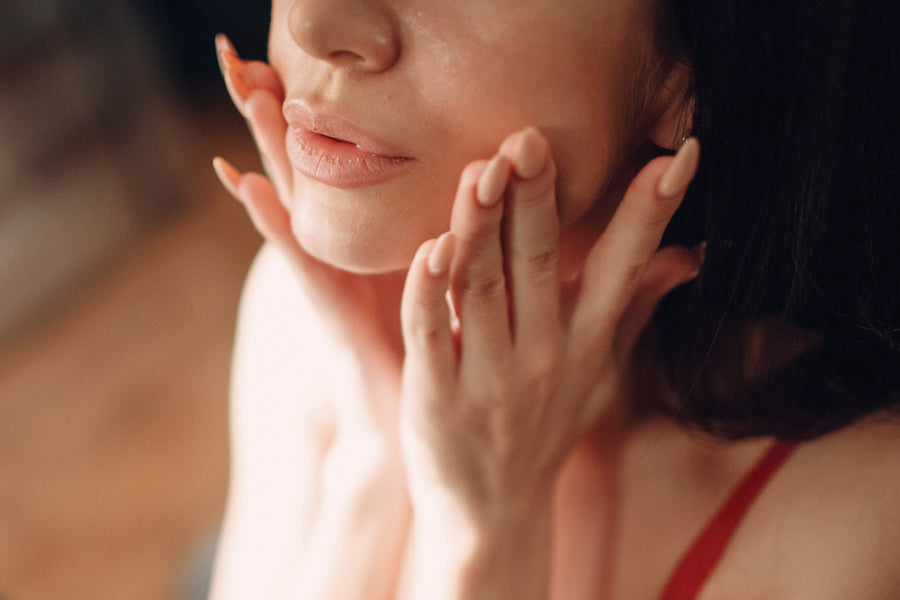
[269,0,670,273]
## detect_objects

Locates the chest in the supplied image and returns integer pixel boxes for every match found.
[393,438,720,600]
[393,432,787,600]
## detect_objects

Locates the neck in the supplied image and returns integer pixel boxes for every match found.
[361,268,408,358]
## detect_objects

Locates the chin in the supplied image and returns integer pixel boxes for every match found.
[288,180,450,275]
[290,211,419,275]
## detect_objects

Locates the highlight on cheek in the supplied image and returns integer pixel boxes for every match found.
[210,1,900,597]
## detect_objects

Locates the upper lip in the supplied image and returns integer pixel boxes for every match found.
[283,99,410,159]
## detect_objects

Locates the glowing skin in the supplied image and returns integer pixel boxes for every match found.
[211,4,900,599]
[267,0,668,273]
[211,3,701,599]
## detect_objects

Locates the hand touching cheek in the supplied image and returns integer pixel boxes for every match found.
[400,128,702,526]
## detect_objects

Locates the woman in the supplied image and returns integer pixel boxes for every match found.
[209,0,900,598]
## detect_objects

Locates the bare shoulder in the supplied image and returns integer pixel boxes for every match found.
[231,242,336,440]
[796,412,900,507]
[706,412,900,599]
[211,244,338,599]
[785,414,900,597]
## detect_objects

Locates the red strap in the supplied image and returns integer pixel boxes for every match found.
[658,440,797,600]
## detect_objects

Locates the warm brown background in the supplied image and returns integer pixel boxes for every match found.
[0,102,261,600]
[0,2,270,598]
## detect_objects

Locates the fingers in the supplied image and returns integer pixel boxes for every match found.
[213,157,294,248]
[572,138,700,353]
[215,34,250,115]
[215,34,285,116]
[401,234,458,395]
[616,243,704,355]
[216,34,292,203]
[442,127,562,374]
[242,61,285,103]
[245,89,292,203]
[496,127,560,349]
[213,157,313,278]
[449,160,513,368]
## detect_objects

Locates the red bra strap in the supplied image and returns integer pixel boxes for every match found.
[658,440,797,600]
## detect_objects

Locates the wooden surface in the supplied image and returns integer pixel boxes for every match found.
[0,101,262,600]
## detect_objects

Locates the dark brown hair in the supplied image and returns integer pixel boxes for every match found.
[647,0,900,439]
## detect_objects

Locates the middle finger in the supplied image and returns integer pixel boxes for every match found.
[450,159,513,372]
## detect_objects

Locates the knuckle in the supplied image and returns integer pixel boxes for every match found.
[638,209,675,231]
[458,270,507,302]
[616,260,647,290]
[402,300,447,347]
[522,246,560,278]
[412,322,447,349]
[523,349,562,395]
[454,212,501,248]
[483,377,512,402]
[529,348,562,381]
[513,176,555,209]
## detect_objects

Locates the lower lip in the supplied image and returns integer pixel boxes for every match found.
[286,128,413,189]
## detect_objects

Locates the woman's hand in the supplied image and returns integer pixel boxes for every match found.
[212,36,410,600]
[399,128,701,599]
[213,34,407,425]
[212,34,403,357]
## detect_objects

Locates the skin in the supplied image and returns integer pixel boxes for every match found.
[209,1,900,598]
[265,0,678,274]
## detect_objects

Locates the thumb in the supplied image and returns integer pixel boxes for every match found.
[616,242,704,355]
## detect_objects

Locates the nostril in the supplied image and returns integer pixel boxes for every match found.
[327,49,368,67]
[289,1,400,73]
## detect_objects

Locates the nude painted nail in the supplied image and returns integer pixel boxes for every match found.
[218,49,241,75]
[658,137,700,198]
[427,232,455,276]
[693,240,707,265]
[222,53,250,98]
[215,33,237,55]
[215,35,250,103]
[512,126,548,179]
[212,157,242,198]
[477,154,510,208]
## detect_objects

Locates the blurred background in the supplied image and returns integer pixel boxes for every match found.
[0,1,271,598]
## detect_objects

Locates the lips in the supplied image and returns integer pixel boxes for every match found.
[283,100,414,189]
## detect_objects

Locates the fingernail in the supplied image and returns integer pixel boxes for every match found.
[511,126,548,179]
[476,155,510,208]
[221,52,250,98]
[215,33,236,56]
[213,157,242,198]
[685,241,707,280]
[658,137,700,198]
[218,49,239,75]
[215,36,250,101]
[692,240,707,265]
[427,232,455,276]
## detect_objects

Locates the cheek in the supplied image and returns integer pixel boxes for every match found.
[405,13,634,223]
[424,65,625,228]
[268,2,303,79]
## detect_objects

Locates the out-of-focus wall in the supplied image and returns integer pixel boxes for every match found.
[0,3,270,599]
[0,0,268,341]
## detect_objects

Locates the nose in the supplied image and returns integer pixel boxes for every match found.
[288,0,400,72]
